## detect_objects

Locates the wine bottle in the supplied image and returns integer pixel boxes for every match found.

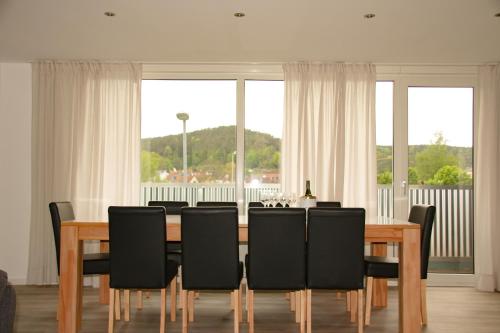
[303,180,316,199]
[299,180,317,209]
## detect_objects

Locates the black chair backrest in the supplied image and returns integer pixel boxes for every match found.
[408,205,436,279]
[49,202,75,275]
[247,208,306,290]
[196,201,237,207]
[306,208,365,290]
[316,201,342,208]
[248,201,264,207]
[108,206,167,289]
[181,207,240,290]
[148,201,189,215]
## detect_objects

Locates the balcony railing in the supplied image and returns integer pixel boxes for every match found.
[141,182,474,273]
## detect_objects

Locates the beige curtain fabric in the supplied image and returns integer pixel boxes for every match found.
[27,62,142,284]
[475,64,500,291]
[281,63,377,219]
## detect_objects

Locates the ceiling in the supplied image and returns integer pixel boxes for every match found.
[0,0,499,63]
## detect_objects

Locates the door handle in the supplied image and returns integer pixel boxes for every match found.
[401,180,407,196]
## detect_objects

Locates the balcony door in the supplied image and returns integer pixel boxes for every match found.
[390,77,476,284]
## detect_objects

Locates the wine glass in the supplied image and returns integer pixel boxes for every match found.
[289,193,298,207]
[260,191,269,207]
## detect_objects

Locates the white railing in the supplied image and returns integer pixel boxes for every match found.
[377,185,474,259]
[140,183,281,207]
[141,183,473,259]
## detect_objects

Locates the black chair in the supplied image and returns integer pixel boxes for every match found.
[0,270,16,333]
[248,201,264,208]
[246,208,307,333]
[49,202,109,276]
[148,201,189,264]
[180,207,243,333]
[306,208,365,333]
[196,201,237,207]
[316,201,342,208]
[364,205,436,325]
[108,206,179,333]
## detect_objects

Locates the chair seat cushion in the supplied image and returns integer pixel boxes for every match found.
[364,256,399,278]
[165,260,179,285]
[183,262,243,290]
[83,253,109,275]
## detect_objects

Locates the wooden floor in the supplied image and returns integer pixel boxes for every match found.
[13,285,500,333]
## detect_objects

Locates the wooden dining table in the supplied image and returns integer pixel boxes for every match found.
[58,215,421,333]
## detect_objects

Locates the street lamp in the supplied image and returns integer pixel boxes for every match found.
[176,112,189,184]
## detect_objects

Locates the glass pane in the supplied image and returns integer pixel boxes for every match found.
[408,87,474,274]
[376,81,394,218]
[141,80,236,205]
[244,80,284,205]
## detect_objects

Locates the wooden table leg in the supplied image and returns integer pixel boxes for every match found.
[58,225,81,333]
[99,241,109,305]
[399,228,421,333]
[371,243,388,308]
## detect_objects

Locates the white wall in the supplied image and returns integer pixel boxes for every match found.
[0,63,32,284]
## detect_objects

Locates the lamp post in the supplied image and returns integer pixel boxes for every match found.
[176,112,189,184]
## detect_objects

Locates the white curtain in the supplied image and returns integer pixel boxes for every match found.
[27,62,142,284]
[281,63,377,219]
[475,64,500,292]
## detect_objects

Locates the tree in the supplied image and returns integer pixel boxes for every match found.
[427,165,472,185]
[415,133,458,183]
[141,150,163,182]
[408,167,419,185]
[377,171,392,185]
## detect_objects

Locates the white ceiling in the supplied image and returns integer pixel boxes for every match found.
[0,0,499,63]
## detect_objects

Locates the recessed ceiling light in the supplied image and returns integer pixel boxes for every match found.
[364,13,375,19]
[495,12,500,17]
[104,12,116,17]
[234,12,245,18]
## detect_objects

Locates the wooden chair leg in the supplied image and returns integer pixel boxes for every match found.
[357,289,364,333]
[238,284,243,323]
[108,288,115,333]
[115,289,121,320]
[346,291,351,311]
[291,291,296,311]
[248,289,254,333]
[182,290,189,333]
[246,283,250,322]
[421,279,428,325]
[145,291,151,299]
[306,290,312,333]
[295,291,301,323]
[365,277,373,325]
[231,291,235,309]
[188,291,194,322]
[234,289,240,333]
[300,290,306,333]
[179,278,184,309]
[170,277,177,322]
[336,292,341,299]
[124,290,130,322]
[350,291,357,323]
[137,290,143,310]
[160,288,166,333]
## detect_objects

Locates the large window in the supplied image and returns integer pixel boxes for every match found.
[141,80,236,186]
[244,80,284,188]
[376,81,394,217]
[408,87,474,274]
[140,78,283,206]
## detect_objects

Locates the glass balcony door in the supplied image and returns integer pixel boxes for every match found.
[391,76,476,284]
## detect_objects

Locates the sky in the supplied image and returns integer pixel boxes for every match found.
[141,80,284,139]
[142,80,473,148]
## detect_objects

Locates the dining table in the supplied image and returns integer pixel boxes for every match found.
[58,215,421,333]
